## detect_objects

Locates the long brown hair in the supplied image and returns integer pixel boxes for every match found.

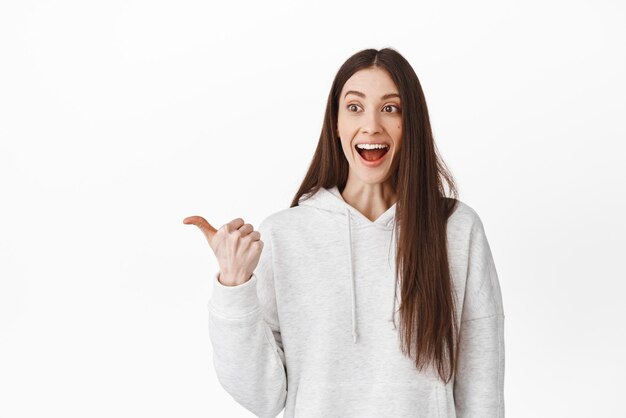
[289,47,461,383]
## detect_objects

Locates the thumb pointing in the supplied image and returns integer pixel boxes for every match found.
[183,215,218,246]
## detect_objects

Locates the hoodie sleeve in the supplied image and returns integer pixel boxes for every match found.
[453,213,505,418]
[207,219,287,418]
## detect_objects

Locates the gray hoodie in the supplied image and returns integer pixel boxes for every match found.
[208,186,505,417]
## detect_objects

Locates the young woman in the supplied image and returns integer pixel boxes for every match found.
[184,47,505,418]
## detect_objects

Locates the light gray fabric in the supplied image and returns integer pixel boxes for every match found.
[208,186,505,417]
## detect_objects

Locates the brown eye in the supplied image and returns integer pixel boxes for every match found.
[384,105,401,113]
[347,104,359,112]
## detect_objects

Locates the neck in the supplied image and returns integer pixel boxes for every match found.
[339,181,397,223]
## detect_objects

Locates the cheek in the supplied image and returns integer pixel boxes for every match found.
[394,125,402,141]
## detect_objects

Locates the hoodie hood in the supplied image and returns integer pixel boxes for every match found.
[298,185,398,343]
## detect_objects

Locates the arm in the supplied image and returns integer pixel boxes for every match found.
[208,219,287,418]
[453,214,505,417]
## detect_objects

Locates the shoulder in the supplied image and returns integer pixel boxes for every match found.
[257,206,307,235]
[445,198,495,255]
[447,198,483,233]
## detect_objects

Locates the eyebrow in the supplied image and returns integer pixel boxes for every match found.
[343,90,401,100]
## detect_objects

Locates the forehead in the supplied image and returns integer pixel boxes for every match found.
[341,68,399,99]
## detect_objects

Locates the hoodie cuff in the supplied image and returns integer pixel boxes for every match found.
[208,270,261,319]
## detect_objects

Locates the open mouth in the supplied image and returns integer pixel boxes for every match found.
[355,144,390,162]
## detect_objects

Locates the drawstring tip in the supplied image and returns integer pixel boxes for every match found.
[352,331,358,343]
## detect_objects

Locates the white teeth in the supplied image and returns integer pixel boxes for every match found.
[356,143,389,150]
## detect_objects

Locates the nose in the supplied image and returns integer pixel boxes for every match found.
[361,108,384,136]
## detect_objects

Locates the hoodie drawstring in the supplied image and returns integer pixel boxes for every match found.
[300,186,398,345]
[345,208,358,344]
[390,221,398,329]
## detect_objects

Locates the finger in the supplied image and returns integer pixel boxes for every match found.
[183,215,218,242]
[238,223,254,235]
[227,218,245,231]
[248,230,261,241]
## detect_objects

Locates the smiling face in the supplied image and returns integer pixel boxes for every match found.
[337,67,402,185]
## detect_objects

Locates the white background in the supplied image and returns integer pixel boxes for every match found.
[1,0,624,417]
